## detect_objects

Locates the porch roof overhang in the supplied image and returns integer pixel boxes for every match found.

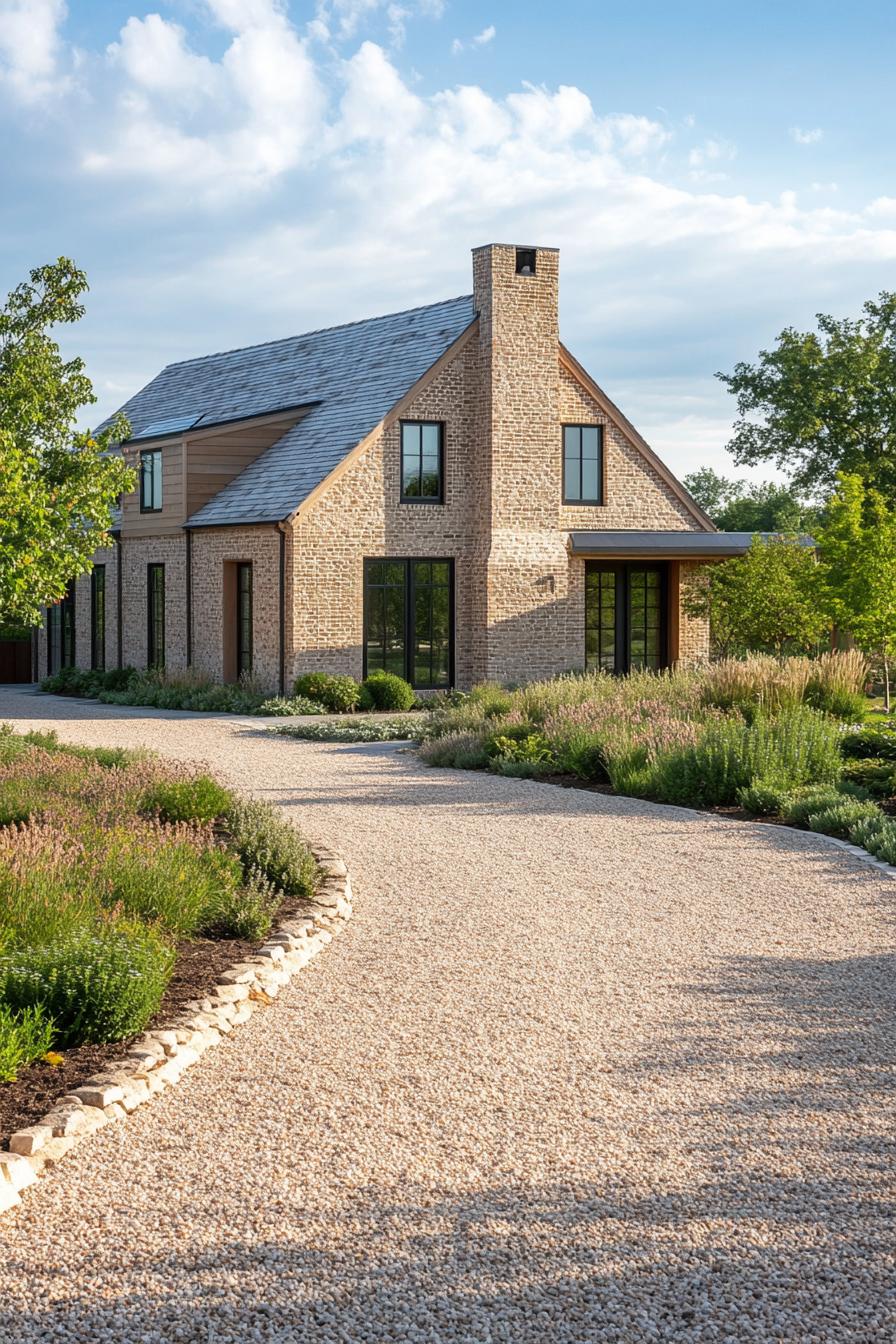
[567,530,816,558]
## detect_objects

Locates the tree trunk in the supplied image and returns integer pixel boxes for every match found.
[884,652,892,714]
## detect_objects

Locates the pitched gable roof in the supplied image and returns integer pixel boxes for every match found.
[98,295,475,527]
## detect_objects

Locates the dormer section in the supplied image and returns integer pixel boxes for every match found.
[119,405,314,535]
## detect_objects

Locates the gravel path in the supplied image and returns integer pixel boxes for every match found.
[0,686,893,1343]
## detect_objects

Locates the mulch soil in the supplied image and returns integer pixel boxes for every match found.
[0,895,309,1148]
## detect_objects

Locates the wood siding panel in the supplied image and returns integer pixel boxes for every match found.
[120,439,185,538]
[185,412,309,518]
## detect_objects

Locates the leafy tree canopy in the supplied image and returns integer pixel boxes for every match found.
[718,292,896,501]
[683,467,820,533]
[0,258,132,627]
[683,536,826,658]
[817,472,896,710]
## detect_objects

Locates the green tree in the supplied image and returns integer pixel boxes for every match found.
[817,473,896,711]
[683,537,827,657]
[683,468,818,532]
[0,259,132,627]
[718,292,896,501]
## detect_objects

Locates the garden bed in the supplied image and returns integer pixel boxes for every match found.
[409,653,896,863]
[0,725,320,1143]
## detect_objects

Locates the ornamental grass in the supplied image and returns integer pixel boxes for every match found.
[0,725,316,1077]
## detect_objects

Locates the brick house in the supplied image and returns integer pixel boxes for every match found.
[37,243,759,693]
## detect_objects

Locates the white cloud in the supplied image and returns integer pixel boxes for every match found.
[86,1,324,192]
[0,0,69,103]
[791,126,823,145]
[452,23,496,53]
[688,137,736,181]
[5,3,896,479]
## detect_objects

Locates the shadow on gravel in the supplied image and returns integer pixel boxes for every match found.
[1,1162,892,1343]
[3,962,893,1341]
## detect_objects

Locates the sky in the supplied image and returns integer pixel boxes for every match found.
[2,0,896,485]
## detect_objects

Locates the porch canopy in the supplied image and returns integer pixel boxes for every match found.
[567,530,815,558]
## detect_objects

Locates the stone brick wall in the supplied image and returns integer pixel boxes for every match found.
[190,525,283,691]
[36,544,120,680]
[677,560,712,665]
[120,536,188,672]
[289,336,482,688]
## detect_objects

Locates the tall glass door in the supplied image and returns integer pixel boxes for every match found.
[585,563,666,673]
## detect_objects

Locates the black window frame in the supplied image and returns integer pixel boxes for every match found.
[91,565,106,671]
[562,423,604,506]
[147,563,165,669]
[46,580,76,675]
[236,561,253,678]
[363,557,455,690]
[139,449,163,514]
[585,561,667,674]
[399,420,445,505]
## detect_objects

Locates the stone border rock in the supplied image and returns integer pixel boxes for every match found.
[0,845,352,1215]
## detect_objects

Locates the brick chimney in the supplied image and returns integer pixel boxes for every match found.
[472,244,560,530]
[470,244,570,682]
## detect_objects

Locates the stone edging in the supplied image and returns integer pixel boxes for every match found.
[0,845,352,1215]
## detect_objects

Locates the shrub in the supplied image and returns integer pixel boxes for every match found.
[841,758,896,798]
[807,798,882,839]
[197,870,280,941]
[849,814,896,864]
[737,776,790,816]
[253,695,324,717]
[273,718,420,743]
[0,1003,54,1082]
[418,730,490,769]
[0,922,174,1046]
[293,672,361,713]
[840,725,896,761]
[779,786,846,826]
[649,707,841,807]
[490,733,554,768]
[141,775,234,824]
[99,831,245,938]
[465,682,516,718]
[359,671,416,712]
[804,686,867,722]
[225,798,317,898]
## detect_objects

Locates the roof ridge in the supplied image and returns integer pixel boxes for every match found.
[161,294,475,372]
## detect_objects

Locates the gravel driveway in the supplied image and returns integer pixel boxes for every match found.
[0,686,893,1343]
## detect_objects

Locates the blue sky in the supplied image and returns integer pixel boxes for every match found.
[2,0,895,484]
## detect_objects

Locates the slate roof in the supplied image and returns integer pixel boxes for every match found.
[97,295,475,527]
[567,531,816,556]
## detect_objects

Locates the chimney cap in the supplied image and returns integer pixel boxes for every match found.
[471,243,559,254]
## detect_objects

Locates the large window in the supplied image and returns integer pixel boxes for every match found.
[236,562,252,677]
[91,565,106,670]
[585,563,665,674]
[364,558,453,689]
[46,580,75,675]
[400,421,444,503]
[562,425,603,505]
[147,564,165,669]
[140,450,163,513]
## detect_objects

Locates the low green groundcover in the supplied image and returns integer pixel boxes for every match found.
[0,724,317,1080]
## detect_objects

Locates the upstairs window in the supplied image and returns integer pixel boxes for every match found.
[400,421,444,503]
[562,425,603,505]
[140,449,163,513]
